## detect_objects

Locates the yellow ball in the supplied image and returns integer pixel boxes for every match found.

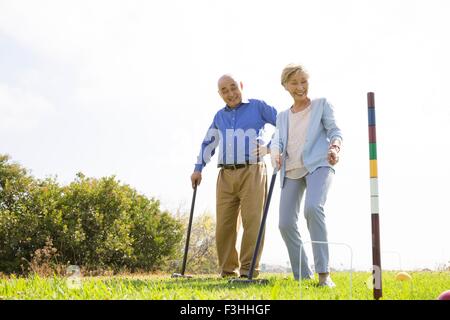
[395,272,412,281]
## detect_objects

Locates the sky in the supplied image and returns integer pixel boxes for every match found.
[1,0,449,272]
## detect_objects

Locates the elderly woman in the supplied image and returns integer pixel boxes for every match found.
[271,64,343,287]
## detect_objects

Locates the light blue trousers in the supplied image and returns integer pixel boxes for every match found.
[279,166,334,280]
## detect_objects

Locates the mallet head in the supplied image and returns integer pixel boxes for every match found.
[228,278,269,285]
[171,273,193,279]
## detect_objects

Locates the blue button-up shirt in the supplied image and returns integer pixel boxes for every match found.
[194,98,277,172]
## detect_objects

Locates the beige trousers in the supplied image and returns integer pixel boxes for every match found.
[215,163,267,277]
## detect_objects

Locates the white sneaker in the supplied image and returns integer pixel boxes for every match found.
[318,276,336,288]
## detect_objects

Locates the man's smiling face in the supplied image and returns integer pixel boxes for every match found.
[218,75,243,108]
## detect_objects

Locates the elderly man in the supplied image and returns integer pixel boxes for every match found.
[191,74,277,278]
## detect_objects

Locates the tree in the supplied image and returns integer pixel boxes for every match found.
[170,212,218,275]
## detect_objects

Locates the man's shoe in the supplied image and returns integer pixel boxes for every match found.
[240,271,259,279]
[221,272,239,278]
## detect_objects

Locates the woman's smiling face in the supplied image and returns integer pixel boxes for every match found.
[285,71,309,102]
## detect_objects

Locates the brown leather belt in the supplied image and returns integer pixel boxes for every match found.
[218,164,248,170]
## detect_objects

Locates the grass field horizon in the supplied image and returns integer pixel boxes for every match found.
[1,271,448,300]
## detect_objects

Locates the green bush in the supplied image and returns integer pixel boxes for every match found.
[0,154,183,274]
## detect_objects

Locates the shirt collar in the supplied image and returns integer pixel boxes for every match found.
[224,97,250,111]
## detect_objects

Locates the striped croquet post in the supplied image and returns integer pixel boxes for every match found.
[368,92,382,300]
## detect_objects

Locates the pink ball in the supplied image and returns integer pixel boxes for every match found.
[438,290,450,300]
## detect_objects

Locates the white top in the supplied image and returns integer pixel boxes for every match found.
[285,104,311,179]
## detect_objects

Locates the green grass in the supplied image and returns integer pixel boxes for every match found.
[0,271,448,300]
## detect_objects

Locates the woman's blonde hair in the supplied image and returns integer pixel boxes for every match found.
[281,63,309,86]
